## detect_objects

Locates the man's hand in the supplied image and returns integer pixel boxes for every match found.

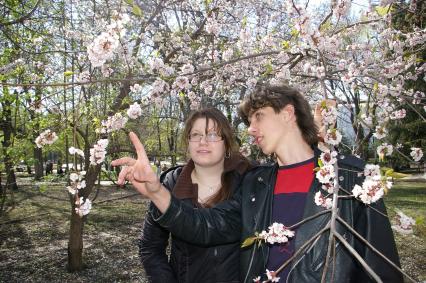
[111,132,171,212]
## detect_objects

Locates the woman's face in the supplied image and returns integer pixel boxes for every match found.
[187,118,226,167]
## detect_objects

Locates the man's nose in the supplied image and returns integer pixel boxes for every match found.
[247,123,257,135]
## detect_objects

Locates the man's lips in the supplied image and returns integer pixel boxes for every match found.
[253,136,263,145]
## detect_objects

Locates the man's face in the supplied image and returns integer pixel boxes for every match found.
[247,106,288,155]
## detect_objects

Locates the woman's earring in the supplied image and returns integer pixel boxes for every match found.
[225,151,231,159]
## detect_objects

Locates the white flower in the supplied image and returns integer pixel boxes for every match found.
[180,63,194,75]
[253,276,261,283]
[314,191,333,209]
[75,197,92,217]
[70,173,79,182]
[239,144,252,158]
[321,107,338,126]
[99,113,128,133]
[352,179,389,204]
[316,165,335,184]
[373,126,387,140]
[78,71,90,83]
[258,222,295,245]
[173,76,191,90]
[35,129,58,148]
[266,269,280,282]
[390,109,406,120]
[377,143,393,159]
[364,164,381,178]
[69,147,85,158]
[87,31,120,67]
[324,129,342,146]
[67,186,76,195]
[391,211,415,235]
[410,147,423,162]
[320,151,337,166]
[130,84,143,94]
[90,139,109,165]
[127,102,142,119]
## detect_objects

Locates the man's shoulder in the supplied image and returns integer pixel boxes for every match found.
[243,162,276,180]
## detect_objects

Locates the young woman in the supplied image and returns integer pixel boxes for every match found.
[138,108,250,283]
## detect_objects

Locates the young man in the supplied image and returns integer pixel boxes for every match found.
[113,84,402,282]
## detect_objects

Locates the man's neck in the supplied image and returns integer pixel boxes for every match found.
[275,133,314,166]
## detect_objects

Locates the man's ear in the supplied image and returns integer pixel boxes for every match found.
[281,104,295,122]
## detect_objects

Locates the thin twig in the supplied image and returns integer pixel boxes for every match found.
[336,216,417,282]
[333,231,383,282]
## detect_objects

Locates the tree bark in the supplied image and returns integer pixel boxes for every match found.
[67,201,84,272]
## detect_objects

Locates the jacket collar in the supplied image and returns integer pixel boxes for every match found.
[173,154,249,200]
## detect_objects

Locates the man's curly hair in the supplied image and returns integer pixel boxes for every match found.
[238,84,319,146]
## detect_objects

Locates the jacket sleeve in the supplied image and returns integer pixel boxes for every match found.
[139,202,178,283]
[152,185,242,246]
[353,198,403,283]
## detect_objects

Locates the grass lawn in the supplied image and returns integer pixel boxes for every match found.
[385,180,426,282]
[0,175,424,282]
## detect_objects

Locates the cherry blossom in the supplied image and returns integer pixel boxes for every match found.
[87,31,120,67]
[320,151,338,166]
[410,147,423,162]
[75,197,92,217]
[266,269,280,282]
[316,164,335,184]
[391,211,416,235]
[373,126,387,140]
[376,143,393,160]
[352,178,391,204]
[69,147,85,158]
[98,113,128,133]
[89,139,109,165]
[35,129,58,148]
[324,129,342,146]
[314,191,333,209]
[239,144,252,158]
[127,102,142,119]
[364,164,381,178]
[258,222,295,245]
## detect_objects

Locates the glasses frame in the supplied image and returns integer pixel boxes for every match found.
[188,132,223,143]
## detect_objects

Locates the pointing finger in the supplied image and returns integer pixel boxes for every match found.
[129,132,149,164]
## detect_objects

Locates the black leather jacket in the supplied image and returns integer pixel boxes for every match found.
[139,157,248,283]
[154,147,403,283]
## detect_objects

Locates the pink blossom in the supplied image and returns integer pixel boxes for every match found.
[324,129,342,146]
[127,102,142,119]
[376,143,393,159]
[266,269,280,282]
[75,197,92,217]
[314,191,333,209]
[173,76,191,90]
[410,147,423,162]
[364,164,381,178]
[320,151,337,166]
[316,164,335,184]
[258,222,295,245]
[373,126,387,140]
[90,139,109,165]
[87,31,119,67]
[389,109,406,120]
[35,129,58,148]
[392,211,415,235]
[352,178,390,204]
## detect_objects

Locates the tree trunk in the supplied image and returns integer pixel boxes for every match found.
[33,147,44,180]
[67,202,84,272]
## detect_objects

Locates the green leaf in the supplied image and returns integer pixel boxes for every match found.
[124,0,133,5]
[415,216,424,226]
[375,5,391,16]
[132,4,143,17]
[64,71,74,77]
[241,236,257,248]
[318,159,324,167]
[281,40,290,50]
[39,184,48,193]
[313,166,321,172]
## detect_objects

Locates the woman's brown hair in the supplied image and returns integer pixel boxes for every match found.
[182,108,247,207]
